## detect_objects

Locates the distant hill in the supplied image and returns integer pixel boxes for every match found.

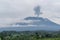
[0,17,60,31]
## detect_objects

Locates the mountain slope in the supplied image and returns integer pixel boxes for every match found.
[0,17,60,31]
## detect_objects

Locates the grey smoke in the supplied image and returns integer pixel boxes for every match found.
[34,5,42,17]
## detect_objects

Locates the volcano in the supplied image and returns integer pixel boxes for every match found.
[0,17,60,31]
[0,5,60,31]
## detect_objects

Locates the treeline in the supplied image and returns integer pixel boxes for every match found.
[0,31,60,40]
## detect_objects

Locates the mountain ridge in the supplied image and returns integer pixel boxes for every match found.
[0,17,60,31]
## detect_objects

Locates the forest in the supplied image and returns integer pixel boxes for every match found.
[0,30,60,40]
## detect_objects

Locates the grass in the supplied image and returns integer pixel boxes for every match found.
[0,38,1,40]
[38,38,60,40]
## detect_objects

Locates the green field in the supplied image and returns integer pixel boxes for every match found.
[37,38,60,40]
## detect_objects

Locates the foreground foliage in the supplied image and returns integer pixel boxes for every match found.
[0,31,60,40]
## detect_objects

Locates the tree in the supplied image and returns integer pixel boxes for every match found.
[35,32,40,39]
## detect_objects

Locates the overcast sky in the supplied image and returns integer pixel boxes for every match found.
[0,0,60,27]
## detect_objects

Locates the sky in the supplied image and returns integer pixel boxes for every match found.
[0,0,60,27]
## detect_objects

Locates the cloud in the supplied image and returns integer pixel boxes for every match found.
[0,0,60,26]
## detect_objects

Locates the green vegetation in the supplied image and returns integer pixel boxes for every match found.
[0,31,60,40]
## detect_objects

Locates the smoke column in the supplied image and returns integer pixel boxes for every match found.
[34,5,42,17]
